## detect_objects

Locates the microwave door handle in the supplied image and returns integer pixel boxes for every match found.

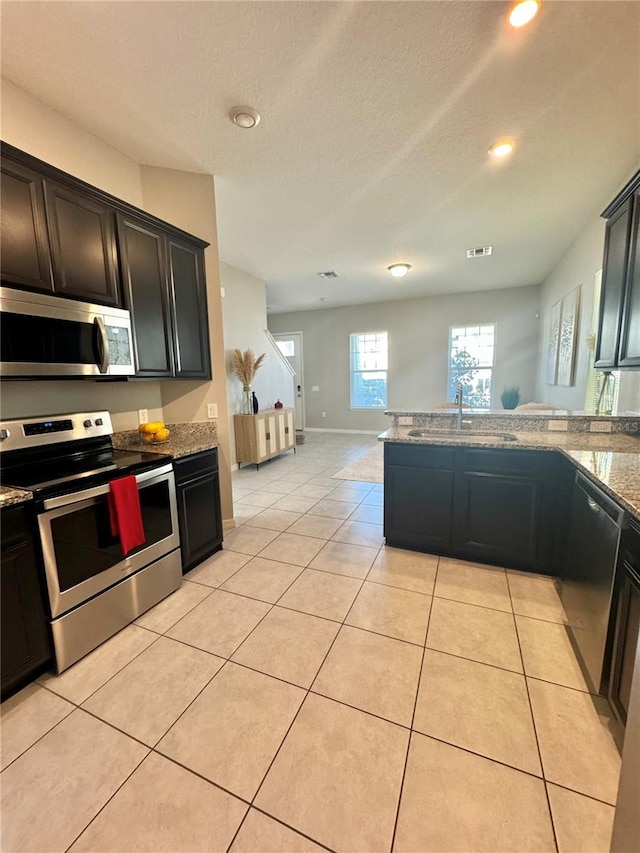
[94,317,110,374]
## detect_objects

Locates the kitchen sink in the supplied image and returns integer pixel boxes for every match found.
[407,429,518,442]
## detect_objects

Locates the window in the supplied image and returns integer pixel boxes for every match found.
[448,324,495,409]
[584,270,621,414]
[350,331,388,408]
[275,340,295,357]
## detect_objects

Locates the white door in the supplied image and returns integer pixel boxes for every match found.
[273,332,304,430]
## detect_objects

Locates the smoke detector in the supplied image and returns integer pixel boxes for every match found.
[317,271,340,279]
[467,247,493,258]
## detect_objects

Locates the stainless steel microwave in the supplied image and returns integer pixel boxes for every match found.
[0,287,135,378]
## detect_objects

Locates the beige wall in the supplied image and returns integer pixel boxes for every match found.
[269,285,541,432]
[220,261,295,465]
[140,167,233,522]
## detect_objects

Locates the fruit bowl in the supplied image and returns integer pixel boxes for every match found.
[138,422,170,445]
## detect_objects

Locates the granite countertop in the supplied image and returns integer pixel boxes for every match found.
[0,485,33,508]
[111,421,218,460]
[379,427,640,521]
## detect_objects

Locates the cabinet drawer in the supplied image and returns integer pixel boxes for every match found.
[173,448,218,485]
[461,448,542,476]
[385,443,455,470]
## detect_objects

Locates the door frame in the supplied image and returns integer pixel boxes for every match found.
[272,331,305,431]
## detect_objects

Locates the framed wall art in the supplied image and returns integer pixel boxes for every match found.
[557,285,581,387]
[546,299,562,385]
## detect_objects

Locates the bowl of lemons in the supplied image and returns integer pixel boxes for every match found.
[138,421,171,444]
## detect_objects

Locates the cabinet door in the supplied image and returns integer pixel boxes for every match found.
[276,412,287,451]
[167,238,211,379]
[618,191,640,367]
[609,562,640,724]
[177,472,223,572]
[595,197,633,368]
[454,472,543,568]
[285,410,295,449]
[117,214,174,377]
[384,466,455,552]
[0,159,53,292]
[44,180,121,307]
[1,539,52,698]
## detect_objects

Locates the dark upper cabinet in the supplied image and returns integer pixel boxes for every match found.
[596,173,640,370]
[117,214,174,378]
[117,215,211,380]
[618,190,640,367]
[44,180,122,307]
[0,159,54,293]
[1,505,52,700]
[595,197,633,369]
[167,238,211,379]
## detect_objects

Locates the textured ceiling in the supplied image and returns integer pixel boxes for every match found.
[1,1,639,313]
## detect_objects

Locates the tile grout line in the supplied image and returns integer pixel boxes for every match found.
[388,554,440,853]
[505,570,560,853]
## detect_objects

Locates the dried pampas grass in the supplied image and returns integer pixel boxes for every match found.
[232,348,265,387]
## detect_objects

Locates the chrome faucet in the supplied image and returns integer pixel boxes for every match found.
[454,383,464,430]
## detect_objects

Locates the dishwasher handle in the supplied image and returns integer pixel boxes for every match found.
[575,472,627,528]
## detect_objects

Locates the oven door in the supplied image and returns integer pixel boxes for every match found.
[38,464,179,617]
[0,286,134,377]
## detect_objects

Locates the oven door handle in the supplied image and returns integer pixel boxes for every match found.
[42,464,174,511]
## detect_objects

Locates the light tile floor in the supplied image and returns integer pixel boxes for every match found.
[0,432,623,852]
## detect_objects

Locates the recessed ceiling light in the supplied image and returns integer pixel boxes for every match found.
[230,106,261,129]
[488,140,515,158]
[388,263,412,278]
[508,0,540,28]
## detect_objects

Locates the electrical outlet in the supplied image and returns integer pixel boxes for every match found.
[590,421,612,433]
[312,385,320,392]
[138,409,149,424]
[548,420,568,431]
[321,411,327,418]
[398,416,413,426]
[207,403,218,419]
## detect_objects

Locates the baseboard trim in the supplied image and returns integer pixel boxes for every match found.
[230,463,239,472]
[304,427,381,435]
[223,518,237,533]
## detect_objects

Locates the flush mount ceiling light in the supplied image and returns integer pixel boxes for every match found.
[488,139,515,158]
[508,0,540,28]
[230,106,261,129]
[388,263,412,278]
[317,271,340,279]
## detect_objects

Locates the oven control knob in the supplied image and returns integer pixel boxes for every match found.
[95,418,103,426]
[0,429,10,441]
[83,419,93,428]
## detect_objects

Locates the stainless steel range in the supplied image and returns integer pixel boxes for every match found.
[0,411,181,672]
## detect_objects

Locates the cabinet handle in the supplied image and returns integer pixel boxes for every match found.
[587,496,601,513]
[285,427,289,434]
[266,432,270,440]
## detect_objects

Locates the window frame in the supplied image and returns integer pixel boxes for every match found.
[349,330,388,410]
[447,322,496,410]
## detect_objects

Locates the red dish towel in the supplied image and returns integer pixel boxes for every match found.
[108,475,145,556]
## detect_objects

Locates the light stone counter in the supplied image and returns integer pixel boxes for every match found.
[0,485,33,507]
[112,422,218,460]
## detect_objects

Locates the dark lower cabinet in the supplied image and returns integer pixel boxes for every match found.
[0,158,53,293]
[384,444,455,552]
[609,521,640,725]
[174,449,223,573]
[384,443,561,572]
[1,505,52,700]
[44,180,121,307]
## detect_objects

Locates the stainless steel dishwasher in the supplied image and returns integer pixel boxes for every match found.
[561,472,627,694]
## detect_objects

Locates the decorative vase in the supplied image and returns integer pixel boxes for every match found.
[242,385,252,414]
[252,391,259,414]
[274,399,283,409]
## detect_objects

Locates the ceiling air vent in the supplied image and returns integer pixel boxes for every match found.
[467,247,493,258]
[317,271,340,279]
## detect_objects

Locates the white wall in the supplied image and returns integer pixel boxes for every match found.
[220,262,295,464]
[268,285,541,432]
